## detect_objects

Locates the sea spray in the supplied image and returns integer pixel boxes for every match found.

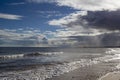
[0,59,99,80]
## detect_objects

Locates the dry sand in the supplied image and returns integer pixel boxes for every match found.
[46,60,119,80]
[98,72,120,80]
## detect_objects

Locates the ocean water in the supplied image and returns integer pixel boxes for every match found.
[0,47,120,80]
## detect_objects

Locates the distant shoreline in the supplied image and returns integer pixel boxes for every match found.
[0,46,120,48]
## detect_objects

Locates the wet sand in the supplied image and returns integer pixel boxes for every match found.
[98,72,120,80]
[46,60,119,80]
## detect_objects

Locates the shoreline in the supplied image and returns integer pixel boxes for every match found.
[46,60,118,80]
[98,71,120,80]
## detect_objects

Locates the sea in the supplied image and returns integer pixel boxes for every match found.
[0,47,120,80]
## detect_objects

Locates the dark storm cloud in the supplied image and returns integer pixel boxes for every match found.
[65,10,120,31]
[0,40,5,45]
[68,32,120,47]
[68,36,101,47]
[82,10,120,30]
[101,33,120,46]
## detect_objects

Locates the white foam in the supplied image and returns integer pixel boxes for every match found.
[97,48,120,62]
[43,52,63,55]
[0,59,99,80]
[98,48,120,71]
[105,48,120,54]
[0,54,24,59]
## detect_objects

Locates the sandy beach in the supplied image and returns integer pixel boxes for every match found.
[46,60,119,80]
[98,72,120,80]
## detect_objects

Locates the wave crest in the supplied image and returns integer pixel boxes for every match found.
[106,48,120,54]
[0,54,24,59]
[0,52,63,60]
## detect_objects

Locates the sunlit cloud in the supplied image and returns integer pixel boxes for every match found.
[48,11,87,27]
[0,29,49,47]
[0,13,23,20]
[27,0,120,11]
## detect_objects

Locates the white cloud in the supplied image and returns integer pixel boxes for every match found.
[0,29,49,47]
[27,0,120,11]
[48,10,120,38]
[48,11,99,37]
[0,13,23,20]
[56,0,120,11]
[0,29,76,47]
[0,29,46,40]
[48,11,87,27]
[7,2,25,5]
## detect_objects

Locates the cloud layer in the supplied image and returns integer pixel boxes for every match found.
[20,0,120,47]
[82,10,120,30]
[28,0,120,11]
[48,10,120,47]
[0,29,48,47]
[56,0,120,11]
[0,13,23,20]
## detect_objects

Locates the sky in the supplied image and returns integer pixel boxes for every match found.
[0,0,120,47]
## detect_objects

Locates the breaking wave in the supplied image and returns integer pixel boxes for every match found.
[0,54,24,59]
[0,59,98,80]
[106,48,120,70]
[105,48,120,54]
[94,48,120,62]
[0,52,63,60]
